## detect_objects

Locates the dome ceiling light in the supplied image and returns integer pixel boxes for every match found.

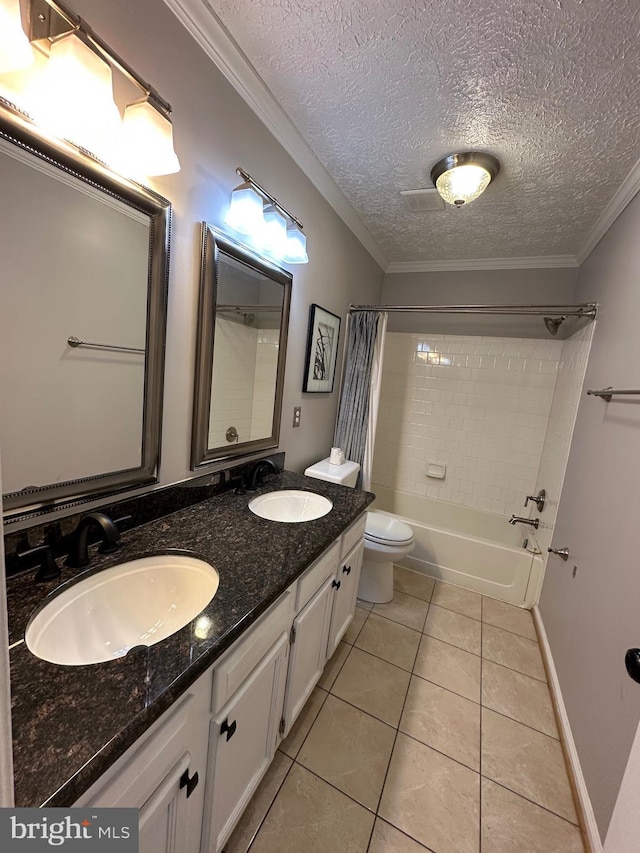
[430,152,500,207]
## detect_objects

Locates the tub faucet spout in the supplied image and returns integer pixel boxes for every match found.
[509,515,539,529]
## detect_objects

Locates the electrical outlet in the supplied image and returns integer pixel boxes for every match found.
[292,406,301,428]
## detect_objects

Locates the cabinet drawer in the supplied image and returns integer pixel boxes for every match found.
[212,588,293,714]
[295,540,339,611]
[340,513,367,559]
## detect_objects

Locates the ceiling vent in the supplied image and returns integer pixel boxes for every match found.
[400,188,445,212]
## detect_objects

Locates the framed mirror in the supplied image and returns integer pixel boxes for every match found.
[0,99,170,521]
[191,225,291,468]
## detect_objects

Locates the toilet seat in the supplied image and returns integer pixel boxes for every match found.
[365,512,414,546]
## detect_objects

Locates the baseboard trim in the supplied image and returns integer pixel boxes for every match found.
[532,606,602,852]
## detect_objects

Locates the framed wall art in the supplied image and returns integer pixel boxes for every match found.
[302,303,341,393]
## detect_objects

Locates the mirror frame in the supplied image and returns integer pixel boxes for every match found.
[0,98,170,521]
[191,224,291,469]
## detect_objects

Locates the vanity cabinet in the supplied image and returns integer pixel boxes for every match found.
[74,687,211,853]
[204,632,289,853]
[71,512,367,853]
[327,519,366,658]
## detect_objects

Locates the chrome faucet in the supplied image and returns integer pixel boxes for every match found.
[509,515,539,529]
[66,511,121,568]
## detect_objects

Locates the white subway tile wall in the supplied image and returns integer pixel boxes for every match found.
[208,318,258,447]
[532,324,594,557]
[250,329,279,440]
[371,333,563,518]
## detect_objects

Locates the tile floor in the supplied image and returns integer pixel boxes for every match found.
[223,568,585,853]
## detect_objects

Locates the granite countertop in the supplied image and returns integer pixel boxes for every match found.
[7,470,374,808]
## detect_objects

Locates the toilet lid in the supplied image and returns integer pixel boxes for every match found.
[365,512,414,545]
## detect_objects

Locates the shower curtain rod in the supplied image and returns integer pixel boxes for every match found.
[348,302,598,318]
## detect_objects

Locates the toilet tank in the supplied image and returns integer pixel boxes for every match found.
[304,458,360,488]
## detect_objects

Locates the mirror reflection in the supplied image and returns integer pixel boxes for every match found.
[0,101,170,519]
[191,226,291,468]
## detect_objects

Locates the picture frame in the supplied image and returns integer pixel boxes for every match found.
[302,303,341,393]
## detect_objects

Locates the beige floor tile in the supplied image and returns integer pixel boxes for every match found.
[482,597,537,640]
[482,660,558,738]
[344,606,369,645]
[424,604,482,655]
[431,581,482,620]
[317,641,350,690]
[356,598,374,611]
[373,590,429,631]
[331,646,411,727]
[393,566,435,602]
[379,733,480,853]
[368,818,432,853]
[482,623,547,681]
[413,635,481,702]
[355,612,421,671]
[224,750,292,853]
[249,763,374,853]
[279,686,327,758]
[400,676,480,771]
[481,778,585,853]
[482,708,578,823]
[297,695,396,811]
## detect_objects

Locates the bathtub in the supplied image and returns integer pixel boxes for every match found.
[371,486,543,607]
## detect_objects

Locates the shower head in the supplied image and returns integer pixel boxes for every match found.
[543,315,566,336]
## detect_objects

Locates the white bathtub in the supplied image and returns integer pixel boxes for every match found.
[371,486,543,607]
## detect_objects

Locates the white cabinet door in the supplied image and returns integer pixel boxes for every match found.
[204,632,289,853]
[327,537,365,658]
[282,574,334,736]
[139,753,193,853]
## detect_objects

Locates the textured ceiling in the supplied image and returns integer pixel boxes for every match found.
[205,0,640,264]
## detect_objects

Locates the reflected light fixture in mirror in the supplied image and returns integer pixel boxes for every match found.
[0,0,34,72]
[431,152,500,207]
[0,0,179,178]
[225,167,309,264]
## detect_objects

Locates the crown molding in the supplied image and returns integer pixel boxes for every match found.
[161,0,389,271]
[576,154,640,265]
[386,255,578,273]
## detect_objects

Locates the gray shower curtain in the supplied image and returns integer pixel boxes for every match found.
[334,311,381,478]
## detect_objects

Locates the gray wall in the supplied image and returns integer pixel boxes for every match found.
[539,191,640,837]
[382,268,579,337]
[45,0,384,487]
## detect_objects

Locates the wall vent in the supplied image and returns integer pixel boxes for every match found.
[400,188,444,212]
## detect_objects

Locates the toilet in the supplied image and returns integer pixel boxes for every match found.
[304,458,415,604]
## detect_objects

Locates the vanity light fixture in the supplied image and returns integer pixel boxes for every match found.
[430,152,500,207]
[0,0,34,73]
[0,0,180,177]
[225,167,308,264]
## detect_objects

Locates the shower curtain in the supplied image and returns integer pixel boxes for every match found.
[334,311,386,489]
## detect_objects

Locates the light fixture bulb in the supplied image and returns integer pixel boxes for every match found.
[283,222,308,264]
[0,0,33,74]
[262,204,287,258]
[431,152,500,207]
[30,33,122,161]
[225,182,265,236]
[120,98,180,177]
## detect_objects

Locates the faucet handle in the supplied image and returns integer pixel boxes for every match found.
[524,489,546,512]
[17,544,61,583]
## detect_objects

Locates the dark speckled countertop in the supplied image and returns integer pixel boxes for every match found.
[7,471,374,808]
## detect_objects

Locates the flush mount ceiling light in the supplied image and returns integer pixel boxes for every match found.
[430,152,500,207]
[225,167,308,264]
[0,0,180,176]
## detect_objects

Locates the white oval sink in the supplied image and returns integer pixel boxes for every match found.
[248,489,332,523]
[25,554,219,666]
